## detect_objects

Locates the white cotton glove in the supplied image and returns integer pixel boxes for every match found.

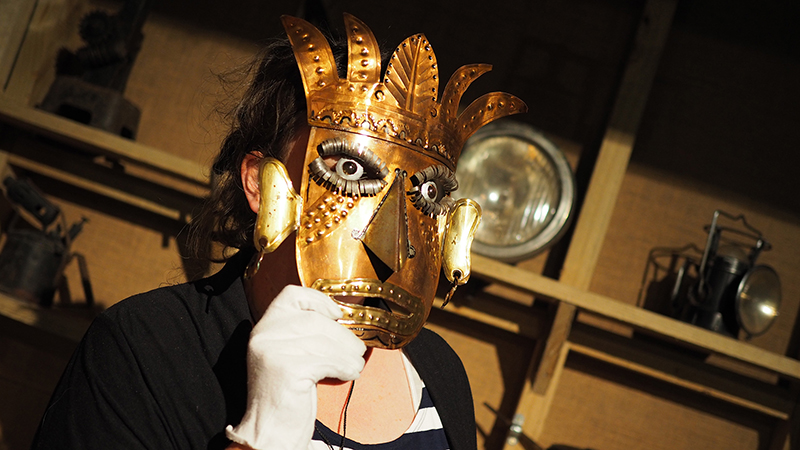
[226,285,367,450]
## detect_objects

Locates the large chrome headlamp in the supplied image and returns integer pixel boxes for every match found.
[454,121,575,262]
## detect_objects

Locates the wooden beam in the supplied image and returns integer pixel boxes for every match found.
[0,97,209,186]
[568,345,790,419]
[515,340,570,442]
[2,0,83,104]
[8,155,189,221]
[503,0,679,445]
[0,292,90,343]
[0,0,37,89]
[530,303,574,394]
[569,324,795,420]
[432,296,547,340]
[3,133,206,214]
[765,391,799,450]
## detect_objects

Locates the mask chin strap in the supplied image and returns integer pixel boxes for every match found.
[247,158,303,278]
[441,198,482,307]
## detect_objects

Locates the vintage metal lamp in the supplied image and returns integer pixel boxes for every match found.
[454,121,575,262]
[669,210,780,338]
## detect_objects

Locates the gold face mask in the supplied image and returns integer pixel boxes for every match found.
[251,14,526,349]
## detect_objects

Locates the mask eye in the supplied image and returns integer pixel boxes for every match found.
[309,138,389,196]
[408,165,458,216]
[419,180,442,202]
[335,158,364,181]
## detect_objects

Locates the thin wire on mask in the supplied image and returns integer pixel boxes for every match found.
[315,380,356,450]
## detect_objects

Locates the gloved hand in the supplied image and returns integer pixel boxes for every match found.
[226,285,367,450]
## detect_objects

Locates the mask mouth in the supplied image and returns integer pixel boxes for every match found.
[311,279,425,349]
[334,295,412,316]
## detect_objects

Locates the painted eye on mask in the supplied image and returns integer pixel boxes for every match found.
[408,165,458,216]
[309,138,390,196]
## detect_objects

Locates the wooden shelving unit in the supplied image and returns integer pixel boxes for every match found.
[0,96,208,222]
[0,291,90,344]
[2,88,798,449]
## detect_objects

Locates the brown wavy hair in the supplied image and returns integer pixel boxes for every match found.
[190,35,351,262]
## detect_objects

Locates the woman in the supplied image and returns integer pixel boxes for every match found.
[32,13,524,450]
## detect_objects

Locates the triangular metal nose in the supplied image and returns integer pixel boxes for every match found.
[361,171,408,273]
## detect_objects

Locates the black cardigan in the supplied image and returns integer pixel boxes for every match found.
[33,251,476,450]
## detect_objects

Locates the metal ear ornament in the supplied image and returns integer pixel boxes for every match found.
[441,198,482,307]
[246,158,303,279]
[253,157,303,254]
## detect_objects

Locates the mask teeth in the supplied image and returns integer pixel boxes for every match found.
[312,279,424,331]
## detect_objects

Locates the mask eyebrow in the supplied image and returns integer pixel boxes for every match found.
[409,164,458,191]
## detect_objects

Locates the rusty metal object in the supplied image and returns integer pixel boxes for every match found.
[0,177,92,306]
[38,0,152,138]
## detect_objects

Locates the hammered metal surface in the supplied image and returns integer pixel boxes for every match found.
[312,278,425,349]
[253,158,303,253]
[277,14,519,348]
[281,13,527,171]
[298,194,356,246]
[442,198,481,285]
[296,127,443,346]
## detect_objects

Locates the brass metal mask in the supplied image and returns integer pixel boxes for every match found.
[252,14,526,348]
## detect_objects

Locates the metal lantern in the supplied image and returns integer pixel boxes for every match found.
[670,210,781,338]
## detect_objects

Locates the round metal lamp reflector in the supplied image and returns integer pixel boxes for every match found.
[736,265,781,337]
[455,122,575,262]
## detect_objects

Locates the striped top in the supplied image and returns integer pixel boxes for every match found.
[310,352,449,450]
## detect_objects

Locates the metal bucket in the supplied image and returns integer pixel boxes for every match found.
[0,229,66,306]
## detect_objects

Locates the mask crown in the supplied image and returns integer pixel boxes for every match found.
[281,13,527,170]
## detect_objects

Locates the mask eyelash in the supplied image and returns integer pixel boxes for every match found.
[408,165,458,216]
[309,138,389,196]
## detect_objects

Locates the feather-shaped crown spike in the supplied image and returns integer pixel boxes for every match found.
[281,13,527,169]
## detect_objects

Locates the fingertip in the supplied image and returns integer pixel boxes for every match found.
[340,366,363,382]
[355,339,368,356]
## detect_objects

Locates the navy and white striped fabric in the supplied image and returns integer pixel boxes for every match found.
[310,385,449,450]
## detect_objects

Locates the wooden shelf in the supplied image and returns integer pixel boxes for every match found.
[471,253,800,382]
[0,96,209,187]
[0,98,208,227]
[0,291,91,344]
[7,154,192,221]
[567,323,795,420]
